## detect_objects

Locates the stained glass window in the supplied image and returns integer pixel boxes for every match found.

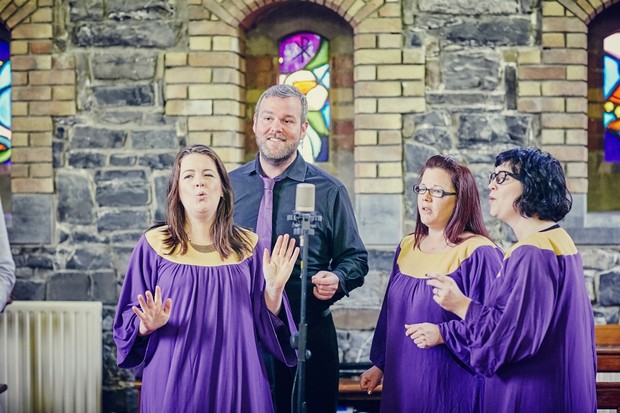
[604,32,620,162]
[278,32,330,163]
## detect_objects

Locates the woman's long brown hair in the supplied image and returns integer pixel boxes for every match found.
[153,144,252,259]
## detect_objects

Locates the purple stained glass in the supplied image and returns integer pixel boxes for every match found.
[279,33,321,74]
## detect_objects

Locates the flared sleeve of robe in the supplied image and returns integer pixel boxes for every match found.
[369,244,401,371]
[438,245,503,368]
[113,235,160,369]
[250,241,298,367]
[463,245,557,377]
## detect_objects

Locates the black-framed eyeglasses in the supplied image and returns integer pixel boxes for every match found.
[489,171,518,185]
[413,184,457,198]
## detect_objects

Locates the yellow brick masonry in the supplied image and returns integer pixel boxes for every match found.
[521,1,600,190]
[350,1,424,192]
[5,0,73,194]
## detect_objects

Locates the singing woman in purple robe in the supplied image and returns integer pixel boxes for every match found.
[416,147,597,413]
[113,145,299,413]
[360,155,503,412]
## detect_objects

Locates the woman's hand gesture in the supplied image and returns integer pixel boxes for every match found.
[427,273,471,319]
[132,285,173,336]
[263,234,299,313]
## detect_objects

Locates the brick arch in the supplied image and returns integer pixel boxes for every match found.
[199,0,387,29]
[554,0,614,24]
[187,0,415,202]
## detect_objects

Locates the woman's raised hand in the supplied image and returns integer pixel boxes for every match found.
[132,285,173,336]
[263,234,299,292]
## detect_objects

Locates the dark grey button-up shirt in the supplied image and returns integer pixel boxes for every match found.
[230,152,368,324]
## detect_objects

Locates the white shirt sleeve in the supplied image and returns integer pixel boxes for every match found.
[0,199,15,312]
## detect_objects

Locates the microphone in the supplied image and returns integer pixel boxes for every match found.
[287,184,322,235]
[295,183,315,212]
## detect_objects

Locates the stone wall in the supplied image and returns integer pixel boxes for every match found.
[2,0,620,411]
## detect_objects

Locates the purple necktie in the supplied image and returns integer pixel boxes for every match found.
[256,176,275,251]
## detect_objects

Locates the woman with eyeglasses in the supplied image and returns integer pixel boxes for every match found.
[417,147,596,412]
[360,155,503,412]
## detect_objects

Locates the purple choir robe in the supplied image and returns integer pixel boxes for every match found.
[464,226,597,413]
[370,235,503,413]
[113,227,297,413]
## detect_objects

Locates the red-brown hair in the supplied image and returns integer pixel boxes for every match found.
[413,155,490,249]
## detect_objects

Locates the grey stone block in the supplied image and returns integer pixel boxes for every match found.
[66,246,113,270]
[138,153,176,169]
[73,21,178,48]
[72,126,126,149]
[47,272,91,300]
[68,152,107,168]
[131,129,178,149]
[442,51,500,91]
[97,209,150,232]
[599,270,620,306]
[457,114,532,146]
[11,280,46,300]
[92,271,119,304]
[96,180,150,207]
[356,194,403,246]
[57,172,95,224]
[92,53,157,81]
[8,194,53,244]
[445,17,531,47]
[92,84,155,107]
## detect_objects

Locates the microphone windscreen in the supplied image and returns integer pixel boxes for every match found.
[295,183,315,212]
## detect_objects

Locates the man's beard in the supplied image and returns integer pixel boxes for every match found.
[257,137,299,166]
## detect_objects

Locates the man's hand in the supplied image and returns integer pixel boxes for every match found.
[311,271,340,300]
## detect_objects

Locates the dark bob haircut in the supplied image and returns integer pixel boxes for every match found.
[495,147,572,222]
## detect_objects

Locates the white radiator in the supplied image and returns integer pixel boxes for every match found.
[0,301,102,413]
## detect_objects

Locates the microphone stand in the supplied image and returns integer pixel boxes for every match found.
[287,210,321,413]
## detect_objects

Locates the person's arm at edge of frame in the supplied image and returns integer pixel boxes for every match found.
[0,200,15,313]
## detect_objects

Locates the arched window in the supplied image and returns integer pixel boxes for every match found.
[279,32,330,164]
[0,23,10,211]
[588,3,620,212]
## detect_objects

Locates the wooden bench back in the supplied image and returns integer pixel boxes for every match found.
[596,325,620,412]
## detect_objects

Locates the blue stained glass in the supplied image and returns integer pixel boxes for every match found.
[0,61,11,129]
[604,112,615,128]
[313,64,330,89]
[321,101,331,129]
[0,37,9,166]
[604,55,620,99]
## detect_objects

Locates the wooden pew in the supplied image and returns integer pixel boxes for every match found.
[596,324,620,412]
[135,377,382,412]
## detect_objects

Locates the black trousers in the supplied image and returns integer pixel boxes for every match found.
[273,313,339,413]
